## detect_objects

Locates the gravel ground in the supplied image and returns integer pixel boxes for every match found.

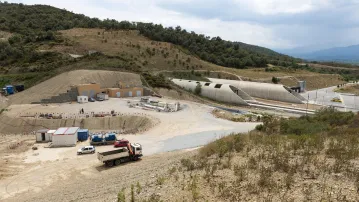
[0,98,259,201]
[3,149,196,202]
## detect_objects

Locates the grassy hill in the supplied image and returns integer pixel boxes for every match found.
[0,2,345,91]
[0,2,296,67]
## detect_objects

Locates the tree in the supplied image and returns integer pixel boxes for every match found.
[272,77,280,84]
[194,83,202,95]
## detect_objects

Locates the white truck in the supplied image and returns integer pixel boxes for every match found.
[97,143,142,167]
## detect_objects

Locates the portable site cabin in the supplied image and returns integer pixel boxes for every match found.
[52,127,79,147]
[77,129,89,141]
[77,96,88,103]
[97,93,109,100]
[5,85,14,95]
[36,129,52,142]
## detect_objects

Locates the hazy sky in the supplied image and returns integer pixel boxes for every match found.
[7,0,359,50]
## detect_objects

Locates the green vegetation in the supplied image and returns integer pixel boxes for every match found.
[0,72,56,89]
[137,23,298,68]
[194,83,202,95]
[312,61,359,69]
[117,188,126,202]
[141,73,171,89]
[297,63,359,81]
[177,108,359,201]
[335,83,359,95]
[166,71,210,82]
[0,2,136,37]
[113,109,359,201]
[0,2,298,79]
[271,76,280,84]
[256,108,355,135]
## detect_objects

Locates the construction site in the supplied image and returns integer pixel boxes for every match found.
[0,69,358,202]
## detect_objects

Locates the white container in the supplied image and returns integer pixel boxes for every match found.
[52,127,79,147]
[77,96,88,103]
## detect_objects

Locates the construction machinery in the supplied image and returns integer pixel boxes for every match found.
[97,143,142,167]
[331,97,342,103]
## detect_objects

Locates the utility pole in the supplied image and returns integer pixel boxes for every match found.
[306,94,309,117]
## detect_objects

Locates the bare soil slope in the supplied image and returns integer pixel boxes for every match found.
[8,70,141,104]
[0,115,154,134]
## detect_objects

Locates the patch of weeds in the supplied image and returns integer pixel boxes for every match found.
[168,167,177,175]
[246,182,259,195]
[284,170,295,190]
[189,175,200,201]
[156,176,166,186]
[136,181,142,194]
[218,181,226,196]
[247,156,258,170]
[131,184,135,202]
[143,193,163,202]
[258,167,273,190]
[234,164,248,182]
[117,188,126,202]
[181,158,195,171]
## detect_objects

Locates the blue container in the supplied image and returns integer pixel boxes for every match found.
[6,85,14,95]
[77,129,89,141]
[105,133,116,141]
[91,134,103,142]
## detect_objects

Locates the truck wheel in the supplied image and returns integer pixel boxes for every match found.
[115,159,121,166]
[106,161,114,167]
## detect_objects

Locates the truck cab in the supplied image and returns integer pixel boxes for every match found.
[129,143,142,159]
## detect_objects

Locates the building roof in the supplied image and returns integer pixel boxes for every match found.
[54,127,68,135]
[78,129,89,132]
[36,129,49,133]
[47,130,56,134]
[65,127,79,135]
[77,83,100,87]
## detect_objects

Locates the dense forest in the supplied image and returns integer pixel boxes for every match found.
[0,2,297,69]
[136,23,296,68]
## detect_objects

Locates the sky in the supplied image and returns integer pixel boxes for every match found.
[6,0,359,51]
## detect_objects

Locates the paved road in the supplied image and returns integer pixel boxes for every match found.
[301,86,358,112]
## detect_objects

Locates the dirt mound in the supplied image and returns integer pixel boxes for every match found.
[0,115,154,134]
[8,70,142,104]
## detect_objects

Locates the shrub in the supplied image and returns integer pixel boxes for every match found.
[272,76,280,84]
[136,182,142,194]
[117,188,126,202]
[181,158,196,171]
[194,83,202,95]
[156,176,166,185]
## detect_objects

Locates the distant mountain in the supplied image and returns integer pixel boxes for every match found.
[279,45,359,63]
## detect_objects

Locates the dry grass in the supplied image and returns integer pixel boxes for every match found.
[40,28,343,90]
[114,110,359,201]
[211,109,261,122]
[0,134,35,179]
[335,84,359,95]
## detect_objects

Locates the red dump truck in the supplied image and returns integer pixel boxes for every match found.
[97,143,142,167]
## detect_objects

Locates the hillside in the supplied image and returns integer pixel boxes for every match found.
[0,2,296,71]
[8,70,141,104]
[0,2,346,96]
